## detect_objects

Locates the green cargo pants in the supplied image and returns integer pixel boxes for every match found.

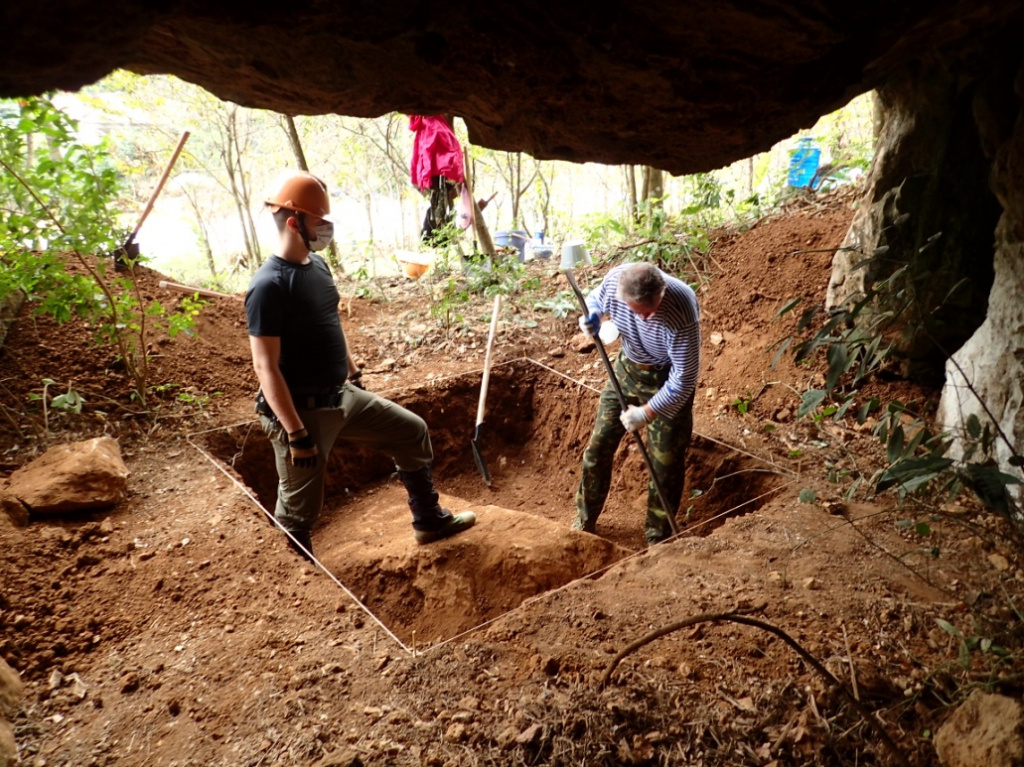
[574,351,693,543]
[260,383,433,534]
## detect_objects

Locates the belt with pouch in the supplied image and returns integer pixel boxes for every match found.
[292,386,345,410]
[627,359,669,372]
[255,385,344,418]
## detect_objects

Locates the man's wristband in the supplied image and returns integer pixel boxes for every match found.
[288,428,307,437]
[349,369,363,380]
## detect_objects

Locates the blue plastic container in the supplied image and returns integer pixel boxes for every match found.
[494,230,530,262]
[787,137,821,188]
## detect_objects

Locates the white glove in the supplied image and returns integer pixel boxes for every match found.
[578,312,601,337]
[620,405,649,432]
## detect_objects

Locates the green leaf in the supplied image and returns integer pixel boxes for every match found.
[914,522,931,537]
[935,618,960,637]
[825,342,848,393]
[886,425,905,464]
[798,488,817,504]
[797,389,826,418]
[958,463,1021,514]
[875,456,954,494]
[966,413,981,439]
[775,297,802,317]
[857,397,879,424]
[834,397,855,421]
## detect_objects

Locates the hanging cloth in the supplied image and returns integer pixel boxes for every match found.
[409,115,465,191]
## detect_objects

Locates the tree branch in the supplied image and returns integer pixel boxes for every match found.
[600,609,911,767]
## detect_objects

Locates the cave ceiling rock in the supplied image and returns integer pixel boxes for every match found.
[2,1,1024,174]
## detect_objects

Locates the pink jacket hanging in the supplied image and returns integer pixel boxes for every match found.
[409,115,465,191]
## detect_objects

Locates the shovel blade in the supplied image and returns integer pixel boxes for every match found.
[471,425,491,486]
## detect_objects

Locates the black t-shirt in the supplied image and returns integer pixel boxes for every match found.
[245,254,348,390]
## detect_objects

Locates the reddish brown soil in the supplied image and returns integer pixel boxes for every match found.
[2,190,1021,767]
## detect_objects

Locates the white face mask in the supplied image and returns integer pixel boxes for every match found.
[307,222,334,252]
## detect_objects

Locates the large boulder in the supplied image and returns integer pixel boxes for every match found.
[935,691,1024,767]
[0,436,129,517]
[0,657,22,767]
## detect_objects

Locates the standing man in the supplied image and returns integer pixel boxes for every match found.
[573,262,701,544]
[245,170,476,560]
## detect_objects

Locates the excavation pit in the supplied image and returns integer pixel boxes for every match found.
[200,360,787,646]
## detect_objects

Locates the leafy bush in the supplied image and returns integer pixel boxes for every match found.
[773,250,1022,518]
[0,95,202,409]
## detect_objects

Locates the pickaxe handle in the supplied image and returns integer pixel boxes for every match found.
[125,130,190,247]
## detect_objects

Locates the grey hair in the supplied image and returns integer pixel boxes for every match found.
[618,263,665,306]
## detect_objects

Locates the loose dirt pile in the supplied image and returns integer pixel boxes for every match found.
[2,189,1022,766]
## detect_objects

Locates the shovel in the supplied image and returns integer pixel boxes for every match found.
[114,130,190,271]
[472,294,501,486]
[564,269,680,536]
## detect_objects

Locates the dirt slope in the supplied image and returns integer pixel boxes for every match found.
[1,190,1022,767]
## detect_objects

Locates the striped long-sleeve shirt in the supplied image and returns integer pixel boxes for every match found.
[585,264,701,418]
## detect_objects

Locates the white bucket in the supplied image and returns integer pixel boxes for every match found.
[560,241,592,269]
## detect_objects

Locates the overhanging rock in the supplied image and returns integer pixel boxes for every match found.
[1,2,1024,174]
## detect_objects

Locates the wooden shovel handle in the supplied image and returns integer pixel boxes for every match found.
[127,130,190,243]
[476,295,501,426]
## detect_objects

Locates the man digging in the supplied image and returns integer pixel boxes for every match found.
[573,262,701,545]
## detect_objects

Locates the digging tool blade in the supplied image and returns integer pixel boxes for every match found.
[472,295,501,486]
[564,269,681,536]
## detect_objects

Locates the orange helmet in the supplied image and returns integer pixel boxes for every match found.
[265,171,332,220]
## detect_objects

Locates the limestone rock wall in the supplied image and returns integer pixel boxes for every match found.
[937,56,1024,480]
[826,58,1004,383]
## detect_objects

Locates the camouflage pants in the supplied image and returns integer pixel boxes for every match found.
[575,351,693,543]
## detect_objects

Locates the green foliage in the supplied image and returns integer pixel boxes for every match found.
[534,291,577,319]
[730,394,751,415]
[626,198,713,287]
[150,382,221,413]
[0,96,122,313]
[27,379,85,434]
[0,95,203,409]
[798,488,817,504]
[772,245,1022,517]
[935,617,1014,672]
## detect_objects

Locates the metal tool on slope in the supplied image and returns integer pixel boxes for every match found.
[471,294,501,486]
[158,280,243,302]
[564,269,681,536]
[115,130,191,271]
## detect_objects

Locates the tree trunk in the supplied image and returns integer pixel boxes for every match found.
[641,166,664,203]
[183,188,217,277]
[284,115,309,171]
[282,114,342,271]
[625,165,638,222]
[462,147,494,255]
[222,108,259,270]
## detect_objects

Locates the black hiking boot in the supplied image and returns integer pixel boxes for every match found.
[413,511,477,544]
[285,528,314,561]
[398,466,478,544]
